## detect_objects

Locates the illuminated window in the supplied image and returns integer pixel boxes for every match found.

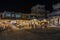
[15,13,21,18]
[5,12,11,18]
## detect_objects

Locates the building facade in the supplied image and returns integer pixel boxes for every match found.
[31,4,46,19]
[0,11,22,19]
[47,3,60,27]
[0,11,41,20]
[0,4,48,20]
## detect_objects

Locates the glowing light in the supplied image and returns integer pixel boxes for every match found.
[0,19,42,30]
[43,19,47,22]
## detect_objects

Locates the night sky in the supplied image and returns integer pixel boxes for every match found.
[0,0,60,13]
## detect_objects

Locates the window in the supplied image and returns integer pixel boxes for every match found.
[5,12,11,18]
[15,13,21,18]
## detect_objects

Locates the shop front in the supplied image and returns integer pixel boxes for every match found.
[0,19,42,30]
[48,14,60,27]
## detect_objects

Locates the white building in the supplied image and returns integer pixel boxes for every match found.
[31,4,46,19]
[31,4,45,13]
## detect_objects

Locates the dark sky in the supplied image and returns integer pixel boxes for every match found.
[0,0,60,13]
